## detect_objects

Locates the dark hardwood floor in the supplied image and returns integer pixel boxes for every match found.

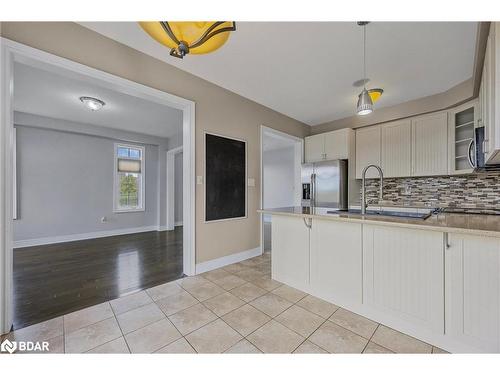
[13,227,183,330]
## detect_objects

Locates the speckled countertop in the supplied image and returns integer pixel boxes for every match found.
[258,206,500,238]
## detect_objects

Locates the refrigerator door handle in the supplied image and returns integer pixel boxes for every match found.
[311,173,316,207]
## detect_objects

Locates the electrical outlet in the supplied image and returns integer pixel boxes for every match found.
[197,176,203,185]
[248,178,255,187]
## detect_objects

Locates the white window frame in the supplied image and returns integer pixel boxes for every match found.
[113,143,146,213]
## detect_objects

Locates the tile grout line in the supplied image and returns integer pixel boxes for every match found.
[109,301,132,354]
[290,299,340,353]
[361,323,381,353]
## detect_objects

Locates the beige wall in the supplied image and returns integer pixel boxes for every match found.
[0,22,310,263]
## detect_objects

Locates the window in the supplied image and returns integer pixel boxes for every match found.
[114,143,145,212]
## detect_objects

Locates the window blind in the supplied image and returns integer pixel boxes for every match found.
[117,159,141,173]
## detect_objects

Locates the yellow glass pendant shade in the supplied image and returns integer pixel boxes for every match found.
[368,88,384,103]
[139,21,235,58]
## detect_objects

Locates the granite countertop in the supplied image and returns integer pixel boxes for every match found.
[258,206,500,238]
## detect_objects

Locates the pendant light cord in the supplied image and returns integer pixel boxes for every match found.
[363,24,367,90]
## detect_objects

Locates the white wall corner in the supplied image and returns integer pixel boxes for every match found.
[195,246,262,274]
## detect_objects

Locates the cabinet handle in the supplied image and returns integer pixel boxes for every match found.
[303,217,312,229]
[444,233,451,249]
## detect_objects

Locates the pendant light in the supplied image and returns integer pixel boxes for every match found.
[356,22,383,115]
[139,22,236,59]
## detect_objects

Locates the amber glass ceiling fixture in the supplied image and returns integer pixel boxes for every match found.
[139,21,236,59]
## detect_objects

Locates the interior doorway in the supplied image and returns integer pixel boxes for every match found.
[0,38,196,333]
[260,126,303,253]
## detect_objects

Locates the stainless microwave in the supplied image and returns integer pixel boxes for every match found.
[473,127,500,171]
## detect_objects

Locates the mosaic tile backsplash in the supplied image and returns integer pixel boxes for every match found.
[362,172,500,209]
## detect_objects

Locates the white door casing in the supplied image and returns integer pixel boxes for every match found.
[0,38,197,334]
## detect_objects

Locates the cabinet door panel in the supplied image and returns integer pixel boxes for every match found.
[363,225,444,333]
[310,219,362,308]
[355,126,381,178]
[411,112,448,176]
[271,215,310,290]
[381,120,412,177]
[446,234,500,352]
[324,129,349,160]
[304,134,325,163]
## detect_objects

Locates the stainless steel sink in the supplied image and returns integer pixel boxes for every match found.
[327,209,432,220]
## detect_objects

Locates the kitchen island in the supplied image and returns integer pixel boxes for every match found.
[259,206,500,353]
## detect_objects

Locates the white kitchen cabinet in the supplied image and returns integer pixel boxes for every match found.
[304,128,353,163]
[323,128,352,160]
[411,111,448,176]
[483,22,500,164]
[363,225,444,333]
[355,126,381,179]
[304,134,325,162]
[381,120,412,177]
[445,233,500,352]
[271,215,310,291]
[448,102,476,174]
[310,219,362,309]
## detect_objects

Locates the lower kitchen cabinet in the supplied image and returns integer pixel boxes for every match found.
[310,219,362,308]
[271,215,310,291]
[363,225,444,333]
[445,234,500,352]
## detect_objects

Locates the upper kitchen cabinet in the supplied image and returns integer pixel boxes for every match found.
[449,101,477,174]
[304,133,325,162]
[381,120,412,177]
[304,128,354,163]
[411,111,449,176]
[355,126,381,178]
[481,22,500,164]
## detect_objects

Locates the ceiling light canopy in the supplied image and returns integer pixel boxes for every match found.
[79,96,105,111]
[356,22,383,116]
[139,21,236,59]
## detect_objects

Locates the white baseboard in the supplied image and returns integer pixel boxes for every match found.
[195,247,262,274]
[174,221,183,227]
[157,226,169,232]
[13,226,159,248]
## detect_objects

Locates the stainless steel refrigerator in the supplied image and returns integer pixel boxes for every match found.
[301,160,348,209]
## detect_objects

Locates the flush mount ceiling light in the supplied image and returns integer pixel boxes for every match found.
[356,22,383,116]
[79,96,105,111]
[139,21,236,59]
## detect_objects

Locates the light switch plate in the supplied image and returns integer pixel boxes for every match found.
[248,178,255,187]
[197,176,203,185]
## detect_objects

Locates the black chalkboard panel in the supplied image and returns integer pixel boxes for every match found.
[205,133,247,221]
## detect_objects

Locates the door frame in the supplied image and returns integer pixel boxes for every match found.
[0,38,197,334]
[259,125,304,254]
[166,146,183,231]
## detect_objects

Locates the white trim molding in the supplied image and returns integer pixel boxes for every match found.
[259,125,304,255]
[195,247,262,274]
[0,37,197,334]
[166,146,183,231]
[13,226,159,249]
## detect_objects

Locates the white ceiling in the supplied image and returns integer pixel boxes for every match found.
[14,62,183,138]
[80,22,477,125]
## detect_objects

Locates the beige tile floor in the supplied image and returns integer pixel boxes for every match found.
[1,252,448,354]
